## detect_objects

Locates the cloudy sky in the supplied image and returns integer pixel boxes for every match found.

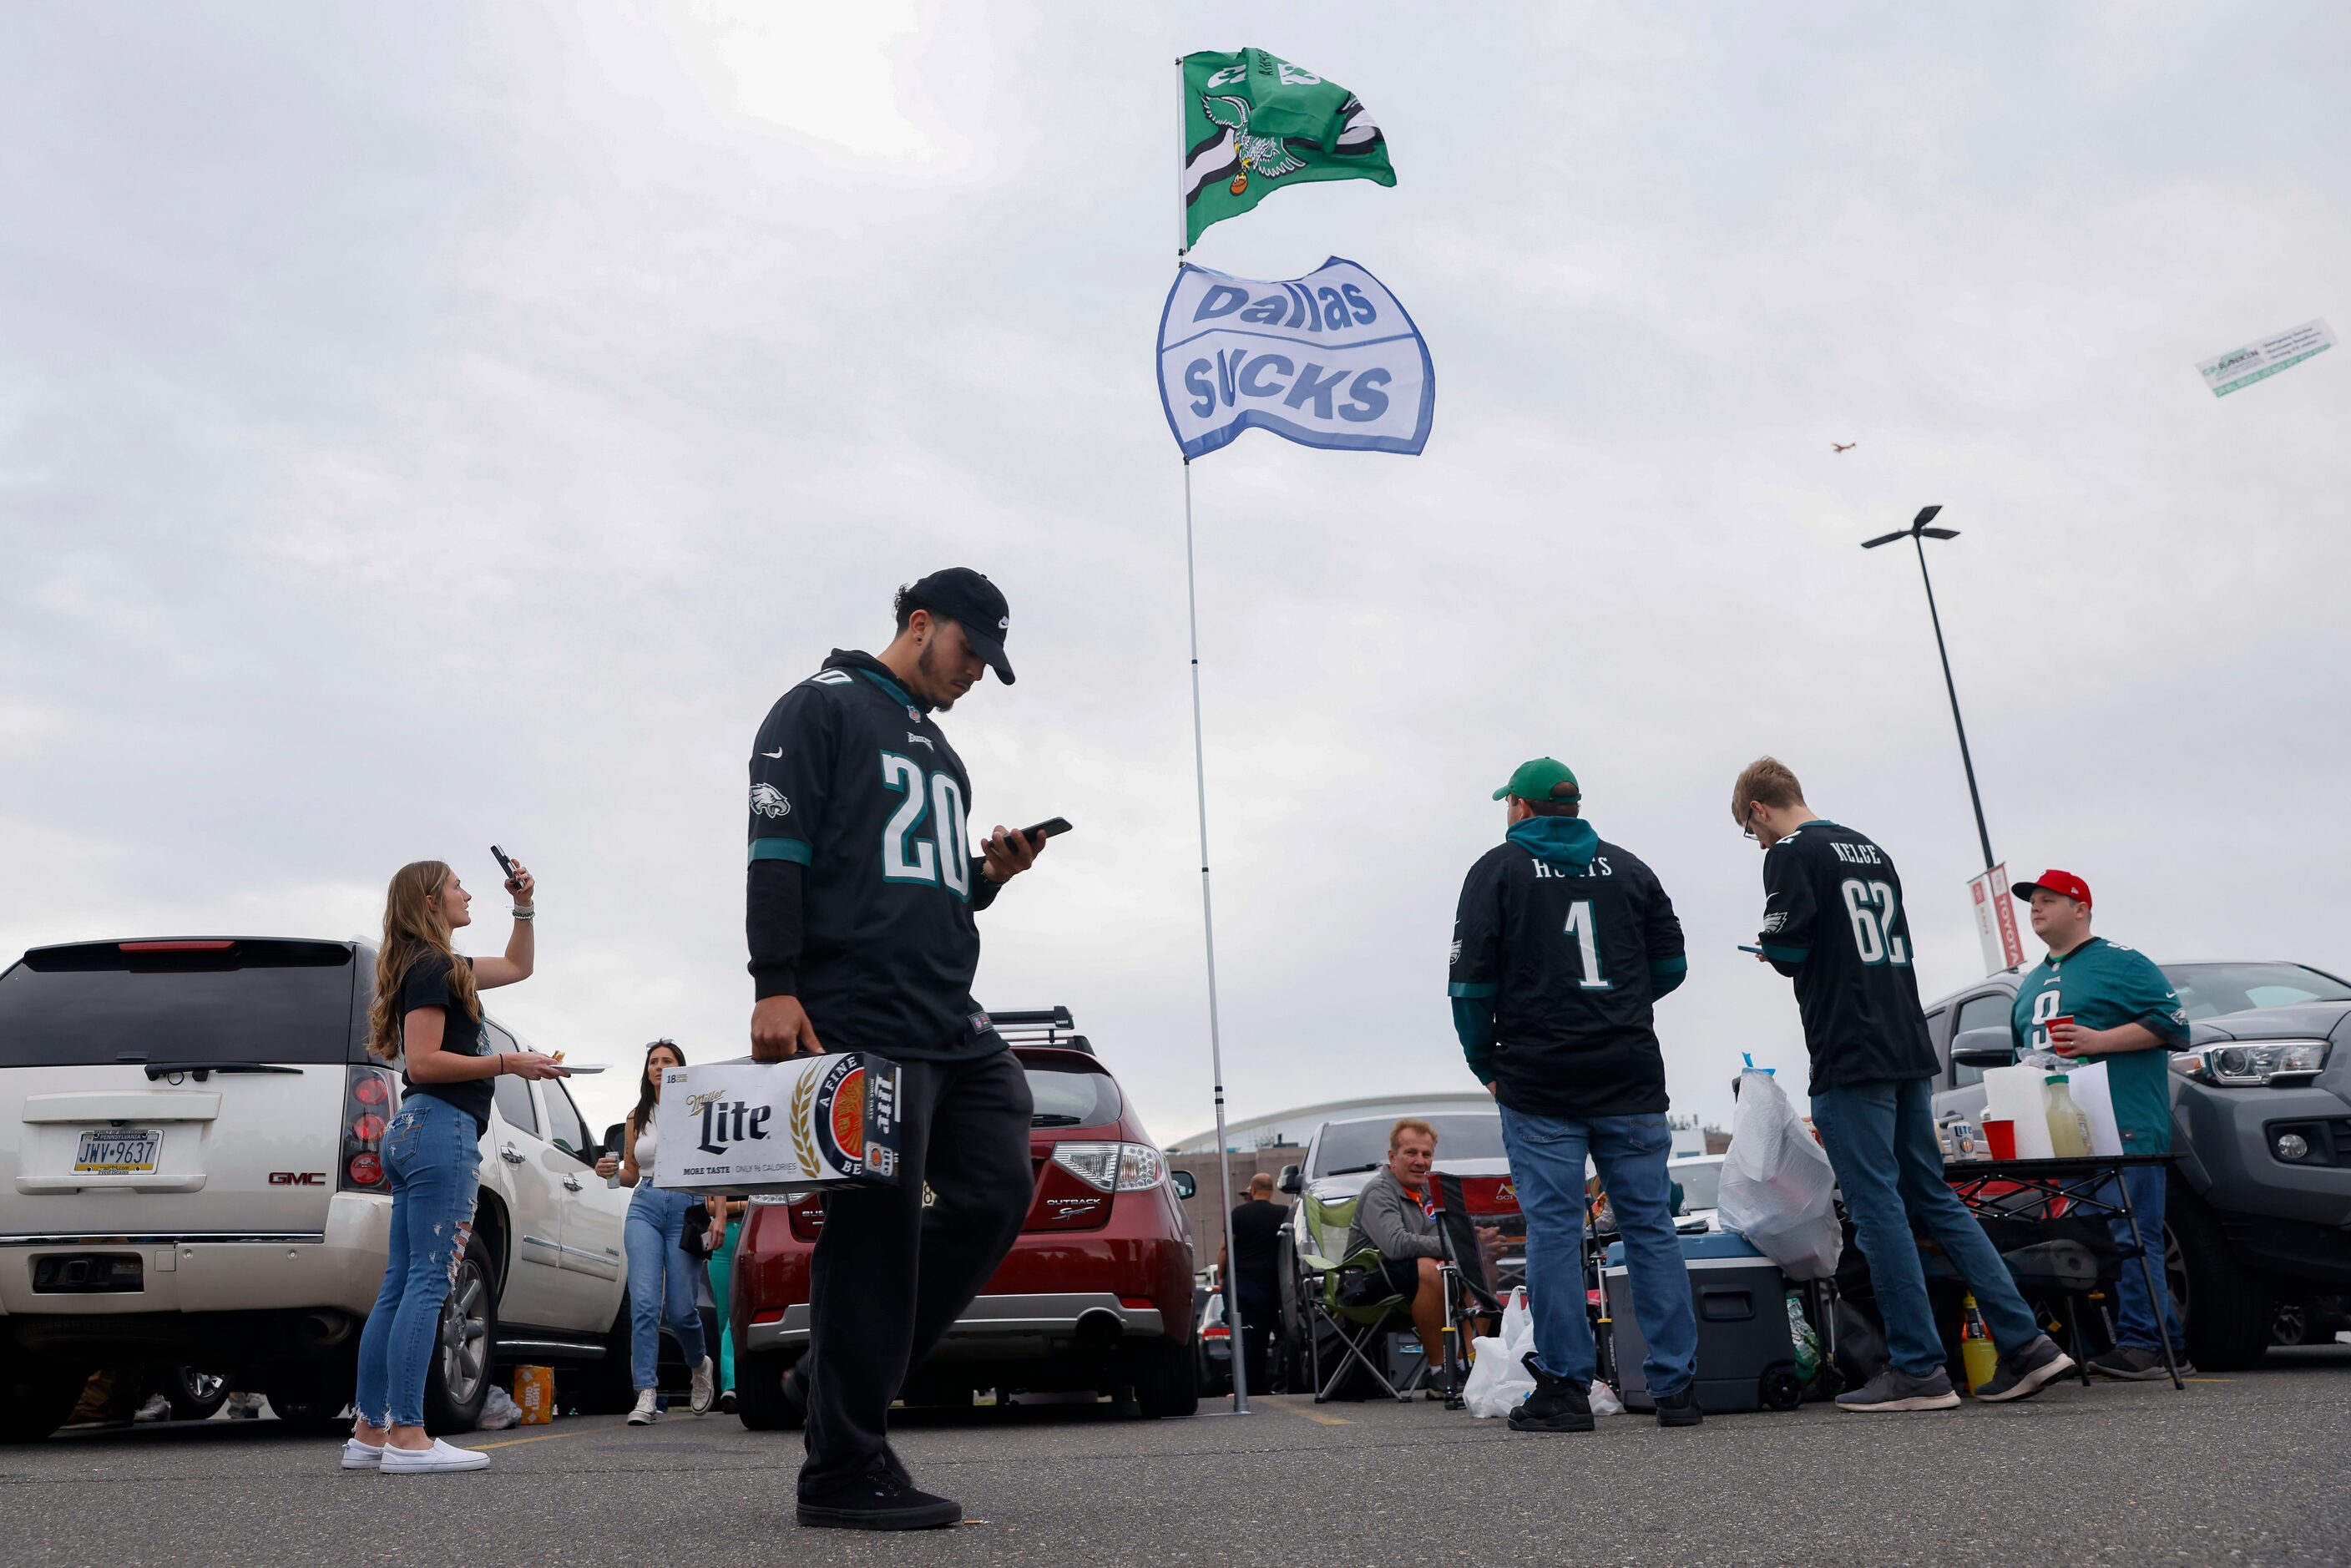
[7,3,2347,1146]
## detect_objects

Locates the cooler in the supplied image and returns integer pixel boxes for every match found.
[1603,1230,1801,1414]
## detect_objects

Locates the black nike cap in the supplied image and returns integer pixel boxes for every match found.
[905,567,1015,685]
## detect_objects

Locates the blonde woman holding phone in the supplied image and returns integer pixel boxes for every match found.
[347,857,559,1475]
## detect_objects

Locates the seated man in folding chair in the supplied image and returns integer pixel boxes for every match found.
[1337,1119,1499,1399]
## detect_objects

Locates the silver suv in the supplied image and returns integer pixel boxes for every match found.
[0,937,634,1440]
[1925,959,2351,1369]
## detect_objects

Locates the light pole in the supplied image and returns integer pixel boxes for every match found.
[1862,505,1996,873]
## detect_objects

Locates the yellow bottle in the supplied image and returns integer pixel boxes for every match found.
[1959,1294,1999,1394]
[2044,1075,2091,1158]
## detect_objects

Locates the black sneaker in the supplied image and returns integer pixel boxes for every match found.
[1654,1384,1704,1427]
[1975,1333,2076,1402]
[796,1472,961,1531]
[2086,1345,2187,1382]
[1506,1352,1594,1433]
[1833,1365,1960,1412]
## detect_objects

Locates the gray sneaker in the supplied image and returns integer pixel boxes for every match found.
[1974,1333,2075,1402]
[2087,1345,2188,1381]
[1834,1365,1960,1412]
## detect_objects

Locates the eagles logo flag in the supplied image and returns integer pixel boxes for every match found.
[1181,48,1394,247]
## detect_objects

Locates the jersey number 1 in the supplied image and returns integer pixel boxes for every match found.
[1839,878,1909,966]
[1564,901,1612,991]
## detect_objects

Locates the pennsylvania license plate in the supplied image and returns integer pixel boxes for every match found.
[74,1129,162,1174]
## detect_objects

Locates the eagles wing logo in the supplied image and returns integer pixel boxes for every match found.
[750,784,791,819]
[1201,94,1306,195]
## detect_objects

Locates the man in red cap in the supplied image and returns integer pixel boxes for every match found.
[2010,869,2192,1378]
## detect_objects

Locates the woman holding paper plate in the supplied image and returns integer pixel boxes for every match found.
[596,1039,715,1424]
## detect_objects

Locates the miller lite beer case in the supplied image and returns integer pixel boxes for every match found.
[650,1053,901,1195]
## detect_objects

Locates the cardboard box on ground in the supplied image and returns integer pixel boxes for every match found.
[651,1054,904,1196]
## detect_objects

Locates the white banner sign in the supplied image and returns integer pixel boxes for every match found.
[2197,317,2333,397]
[1156,255,1433,460]
[1967,864,2026,977]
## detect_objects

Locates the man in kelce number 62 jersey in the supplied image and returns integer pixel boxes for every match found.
[745,568,1047,1531]
[1732,755,2075,1413]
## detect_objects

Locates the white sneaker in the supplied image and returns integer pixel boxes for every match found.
[690,1356,715,1415]
[379,1438,490,1474]
[627,1388,660,1425]
[341,1437,384,1470]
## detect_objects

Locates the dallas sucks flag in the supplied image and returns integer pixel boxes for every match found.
[1181,48,1394,248]
[1156,257,1433,459]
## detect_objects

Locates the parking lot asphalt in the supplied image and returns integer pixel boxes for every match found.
[8,1346,2349,1568]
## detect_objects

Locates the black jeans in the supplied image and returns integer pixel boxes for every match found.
[1233,1276,1278,1393]
[800,1050,1034,1496]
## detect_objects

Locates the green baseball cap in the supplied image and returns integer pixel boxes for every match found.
[1494,757,1581,803]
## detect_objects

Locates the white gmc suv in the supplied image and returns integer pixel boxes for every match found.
[0,936,635,1441]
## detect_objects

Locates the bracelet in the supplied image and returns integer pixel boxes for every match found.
[512,907,535,921]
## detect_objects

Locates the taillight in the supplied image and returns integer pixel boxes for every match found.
[340,1065,398,1191]
[1049,1142,1166,1192]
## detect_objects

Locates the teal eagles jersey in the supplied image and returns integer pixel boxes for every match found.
[2010,938,2189,1151]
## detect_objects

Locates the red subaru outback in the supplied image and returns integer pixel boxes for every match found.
[731,1009,1201,1424]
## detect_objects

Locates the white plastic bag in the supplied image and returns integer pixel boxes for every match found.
[1463,1288,1539,1418]
[1589,1378,1623,1416]
[1716,1070,1843,1280]
[477,1384,522,1431]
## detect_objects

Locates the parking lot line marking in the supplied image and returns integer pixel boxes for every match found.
[473,1428,590,1450]
[1262,1399,1353,1427]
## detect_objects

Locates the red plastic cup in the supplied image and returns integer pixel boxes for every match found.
[2045,1014,2077,1054]
[1984,1119,2018,1160]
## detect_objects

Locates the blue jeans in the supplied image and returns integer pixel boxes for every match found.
[625,1186,706,1390]
[2101,1162,2182,1353]
[1499,1106,1696,1397]
[1811,1078,2041,1375]
[355,1093,483,1429]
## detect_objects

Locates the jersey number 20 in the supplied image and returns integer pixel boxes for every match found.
[1839,878,1909,967]
[880,753,971,897]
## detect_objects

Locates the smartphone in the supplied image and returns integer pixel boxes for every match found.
[490,844,519,888]
[1018,817,1074,841]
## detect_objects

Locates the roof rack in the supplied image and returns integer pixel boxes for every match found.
[990,1007,1090,1055]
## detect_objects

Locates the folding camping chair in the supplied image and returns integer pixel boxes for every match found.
[1430,1171,1505,1411]
[1297,1189,1423,1404]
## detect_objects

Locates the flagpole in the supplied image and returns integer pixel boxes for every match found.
[1181,454,1249,1415]
[1174,53,1250,1416]
[1176,55,1189,260]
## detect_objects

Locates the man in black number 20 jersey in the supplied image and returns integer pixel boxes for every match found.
[1734,756,2075,1414]
[746,569,1047,1530]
